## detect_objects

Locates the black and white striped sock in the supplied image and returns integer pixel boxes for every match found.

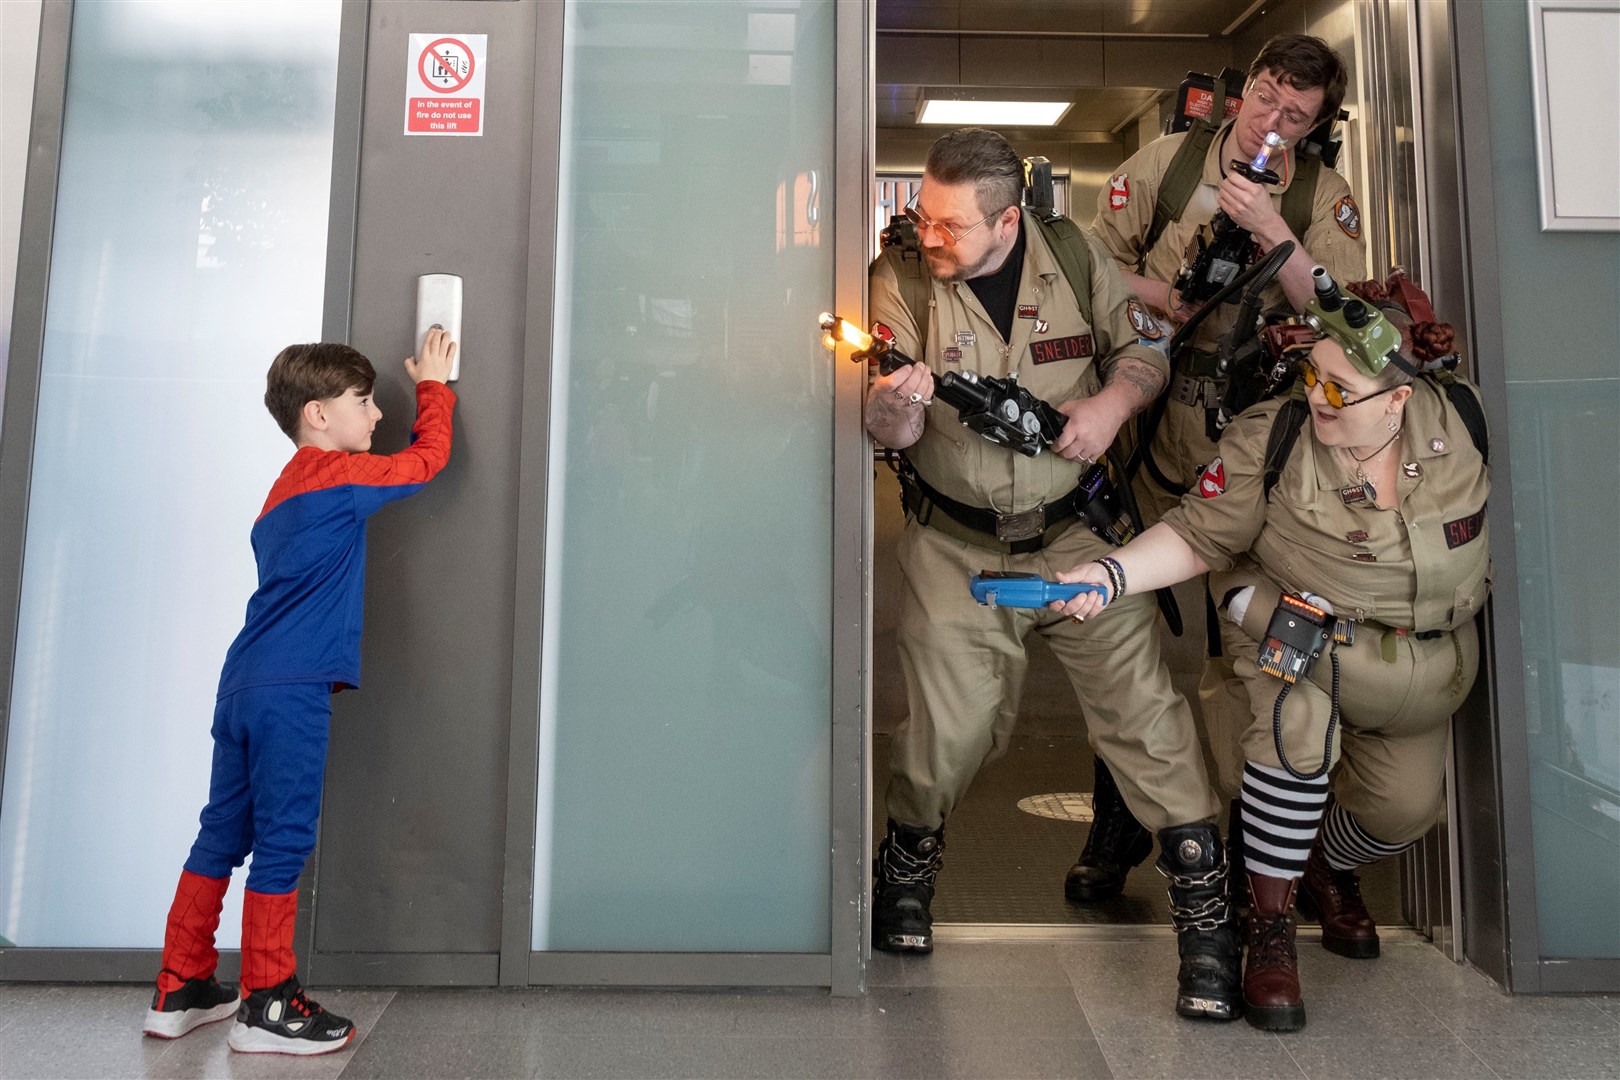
[1318,799,1410,870]
[1240,762,1329,879]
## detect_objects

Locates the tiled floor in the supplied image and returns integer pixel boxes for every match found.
[6,938,1616,1079]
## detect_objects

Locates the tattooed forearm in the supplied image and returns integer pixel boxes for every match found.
[865,391,927,449]
[1106,356,1167,411]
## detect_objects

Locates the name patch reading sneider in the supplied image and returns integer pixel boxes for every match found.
[1443,508,1485,549]
[1029,334,1093,365]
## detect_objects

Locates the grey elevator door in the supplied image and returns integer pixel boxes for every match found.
[310,0,549,981]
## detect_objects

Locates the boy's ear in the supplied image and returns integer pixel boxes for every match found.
[300,398,328,433]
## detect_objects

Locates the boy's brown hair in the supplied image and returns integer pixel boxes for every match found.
[1247,33,1349,125]
[264,342,376,440]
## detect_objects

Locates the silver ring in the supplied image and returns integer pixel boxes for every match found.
[908,392,923,404]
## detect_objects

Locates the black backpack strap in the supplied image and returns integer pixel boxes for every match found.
[1262,395,1311,500]
[1031,214,1094,328]
[1430,371,1490,464]
[1281,153,1320,246]
[1140,79,1228,273]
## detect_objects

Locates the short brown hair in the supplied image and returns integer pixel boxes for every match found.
[925,127,1024,219]
[264,342,376,440]
[1248,34,1348,125]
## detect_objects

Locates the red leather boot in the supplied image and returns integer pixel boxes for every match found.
[1244,872,1305,1031]
[1297,844,1380,958]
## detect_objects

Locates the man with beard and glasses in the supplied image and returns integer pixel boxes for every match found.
[866,127,1240,1024]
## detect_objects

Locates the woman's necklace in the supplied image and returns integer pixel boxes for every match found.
[1346,428,1401,486]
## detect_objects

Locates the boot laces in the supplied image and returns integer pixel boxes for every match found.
[1250,913,1298,971]
[1082,783,1143,861]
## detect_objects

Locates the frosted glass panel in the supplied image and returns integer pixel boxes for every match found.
[0,1,341,947]
[534,0,835,951]
[1483,1,1620,959]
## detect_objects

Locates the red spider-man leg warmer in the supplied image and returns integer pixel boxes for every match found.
[240,888,299,992]
[157,870,230,994]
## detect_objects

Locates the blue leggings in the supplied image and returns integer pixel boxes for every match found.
[184,682,331,894]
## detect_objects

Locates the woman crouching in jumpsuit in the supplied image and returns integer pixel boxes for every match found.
[1053,269,1488,1031]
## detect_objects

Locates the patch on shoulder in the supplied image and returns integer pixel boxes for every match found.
[1196,457,1226,498]
[1108,173,1130,211]
[1334,195,1362,239]
[1126,298,1165,341]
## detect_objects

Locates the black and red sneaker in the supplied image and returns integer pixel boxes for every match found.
[227,975,355,1056]
[143,973,238,1038]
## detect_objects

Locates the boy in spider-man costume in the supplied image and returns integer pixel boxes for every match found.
[141,329,457,1055]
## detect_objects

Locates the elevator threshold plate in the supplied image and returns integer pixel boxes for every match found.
[932,924,1422,944]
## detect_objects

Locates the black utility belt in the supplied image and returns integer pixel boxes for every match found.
[899,468,1084,554]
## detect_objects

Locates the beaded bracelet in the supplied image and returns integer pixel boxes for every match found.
[1096,556,1127,603]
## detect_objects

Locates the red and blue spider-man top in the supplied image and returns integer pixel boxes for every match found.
[216,380,456,698]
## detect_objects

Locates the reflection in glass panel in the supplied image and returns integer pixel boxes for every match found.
[0,1,341,947]
[534,1,835,951]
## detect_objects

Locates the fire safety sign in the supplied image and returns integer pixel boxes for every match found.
[405,34,487,136]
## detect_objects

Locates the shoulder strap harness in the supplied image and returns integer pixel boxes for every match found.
[1142,77,1321,271]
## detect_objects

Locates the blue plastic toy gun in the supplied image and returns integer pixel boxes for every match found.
[969,571,1107,609]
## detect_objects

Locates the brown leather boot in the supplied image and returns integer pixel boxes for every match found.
[1243,873,1305,1032]
[1296,844,1380,958]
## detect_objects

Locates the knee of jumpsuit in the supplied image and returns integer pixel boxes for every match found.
[1328,624,1480,846]
[884,711,1004,831]
[1041,592,1219,829]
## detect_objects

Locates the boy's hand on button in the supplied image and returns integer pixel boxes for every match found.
[407,326,458,384]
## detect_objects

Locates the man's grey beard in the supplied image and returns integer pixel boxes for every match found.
[925,246,999,284]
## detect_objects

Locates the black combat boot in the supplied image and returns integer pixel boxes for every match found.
[1065,757,1154,903]
[873,819,944,954]
[1157,822,1243,1022]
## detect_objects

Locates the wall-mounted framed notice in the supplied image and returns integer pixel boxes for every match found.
[1528,0,1620,231]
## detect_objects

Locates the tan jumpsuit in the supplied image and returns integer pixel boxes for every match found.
[1159,382,1490,843]
[871,216,1220,832]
